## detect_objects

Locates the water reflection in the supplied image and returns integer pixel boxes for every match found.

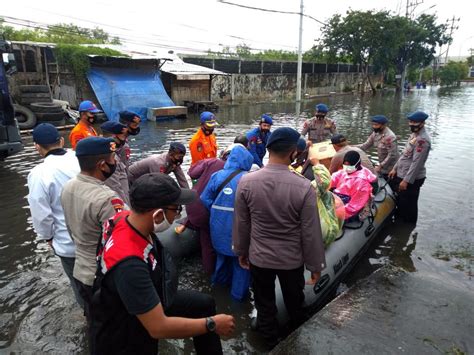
[1,85,473,352]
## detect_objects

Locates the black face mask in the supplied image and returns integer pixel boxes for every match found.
[101,162,116,179]
[87,116,96,124]
[128,127,140,136]
[202,128,214,136]
[373,127,382,133]
[409,124,421,133]
[261,128,270,134]
[316,114,325,120]
[115,137,125,148]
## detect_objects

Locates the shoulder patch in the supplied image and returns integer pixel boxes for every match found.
[290,169,305,179]
[111,198,124,212]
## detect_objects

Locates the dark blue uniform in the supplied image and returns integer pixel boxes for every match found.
[246,127,271,167]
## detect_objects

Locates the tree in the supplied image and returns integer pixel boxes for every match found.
[321,10,392,94]
[438,61,468,86]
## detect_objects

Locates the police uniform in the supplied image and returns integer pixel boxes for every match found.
[246,114,273,167]
[118,110,142,169]
[390,112,431,223]
[359,116,399,175]
[301,104,336,143]
[61,137,125,319]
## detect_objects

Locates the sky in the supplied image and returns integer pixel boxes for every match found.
[2,0,473,58]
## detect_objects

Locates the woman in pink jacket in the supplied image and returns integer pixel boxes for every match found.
[330,150,377,220]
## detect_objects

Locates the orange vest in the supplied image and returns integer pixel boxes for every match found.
[69,121,98,149]
[189,128,217,165]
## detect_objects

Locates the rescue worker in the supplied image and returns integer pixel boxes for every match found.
[68,100,101,149]
[388,111,431,224]
[330,150,377,222]
[27,123,82,307]
[300,103,337,144]
[246,114,273,167]
[358,115,399,178]
[91,173,235,355]
[189,111,218,165]
[129,142,189,188]
[329,134,376,174]
[232,127,326,350]
[101,121,131,206]
[61,137,126,323]
[201,145,254,301]
[118,110,142,168]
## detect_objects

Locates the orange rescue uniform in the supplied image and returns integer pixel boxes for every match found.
[189,128,218,165]
[69,121,98,149]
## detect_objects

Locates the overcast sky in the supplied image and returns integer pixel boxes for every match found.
[2,0,473,58]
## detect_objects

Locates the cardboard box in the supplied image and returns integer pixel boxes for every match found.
[308,140,336,170]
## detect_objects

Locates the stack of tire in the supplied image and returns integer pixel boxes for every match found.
[14,85,67,130]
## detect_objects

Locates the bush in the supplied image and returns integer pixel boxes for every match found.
[438,62,469,86]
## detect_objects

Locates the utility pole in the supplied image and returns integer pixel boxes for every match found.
[296,0,304,102]
[444,16,461,64]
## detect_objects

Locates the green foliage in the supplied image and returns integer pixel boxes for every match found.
[438,61,469,86]
[467,55,474,67]
[0,18,120,45]
[54,44,125,83]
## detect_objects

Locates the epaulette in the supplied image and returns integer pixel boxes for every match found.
[289,168,305,179]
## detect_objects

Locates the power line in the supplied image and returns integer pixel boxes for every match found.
[217,0,327,26]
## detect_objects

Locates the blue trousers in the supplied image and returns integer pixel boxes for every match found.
[212,254,250,302]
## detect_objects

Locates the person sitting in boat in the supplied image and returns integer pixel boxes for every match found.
[128,142,189,188]
[330,150,377,222]
[309,157,345,247]
[290,136,309,171]
[200,145,254,301]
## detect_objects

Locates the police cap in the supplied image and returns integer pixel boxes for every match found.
[32,123,60,145]
[260,114,273,125]
[330,134,347,145]
[407,111,428,122]
[266,127,300,149]
[169,142,186,154]
[315,103,329,113]
[100,121,127,134]
[371,115,388,124]
[296,136,307,151]
[75,137,116,157]
[119,110,141,123]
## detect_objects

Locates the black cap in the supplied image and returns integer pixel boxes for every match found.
[331,134,347,144]
[169,142,186,154]
[32,123,60,145]
[130,173,196,210]
[119,110,141,123]
[75,137,116,157]
[266,127,300,149]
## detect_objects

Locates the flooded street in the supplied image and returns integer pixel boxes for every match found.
[1,86,473,353]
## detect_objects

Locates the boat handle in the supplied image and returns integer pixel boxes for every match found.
[313,274,330,294]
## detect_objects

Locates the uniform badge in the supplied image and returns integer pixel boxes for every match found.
[111,198,124,212]
[109,142,117,152]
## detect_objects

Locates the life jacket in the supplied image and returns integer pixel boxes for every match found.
[90,211,177,355]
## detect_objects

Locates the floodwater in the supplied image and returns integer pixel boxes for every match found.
[0,86,473,353]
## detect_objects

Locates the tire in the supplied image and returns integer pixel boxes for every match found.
[21,97,53,105]
[35,112,65,121]
[30,102,64,113]
[36,118,66,127]
[20,92,52,99]
[13,104,37,130]
[19,85,50,93]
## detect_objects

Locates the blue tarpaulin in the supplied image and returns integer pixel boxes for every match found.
[87,67,175,121]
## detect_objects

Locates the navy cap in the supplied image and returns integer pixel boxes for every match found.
[266,127,300,149]
[200,111,218,127]
[76,137,116,157]
[32,123,60,145]
[100,121,127,135]
[260,114,273,125]
[130,173,197,210]
[297,136,307,151]
[371,115,388,124]
[407,111,428,122]
[331,134,347,145]
[119,110,141,123]
[315,103,329,113]
[169,142,186,154]
[78,100,102,113]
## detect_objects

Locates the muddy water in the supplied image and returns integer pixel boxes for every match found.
[0,86,472,353]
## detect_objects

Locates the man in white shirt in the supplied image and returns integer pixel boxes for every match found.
[27,123,82,308]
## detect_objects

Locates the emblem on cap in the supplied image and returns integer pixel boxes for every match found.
[110,142,117,152]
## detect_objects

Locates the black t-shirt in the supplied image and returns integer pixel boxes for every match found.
[113,258,161,315]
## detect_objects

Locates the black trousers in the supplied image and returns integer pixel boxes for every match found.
[250,263,305,346]
[165,290,223,355]
[390,177,426,223]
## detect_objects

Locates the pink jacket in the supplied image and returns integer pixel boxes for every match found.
[330,167,377,219]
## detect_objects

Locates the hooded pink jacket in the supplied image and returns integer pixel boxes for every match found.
[330,167,377,219]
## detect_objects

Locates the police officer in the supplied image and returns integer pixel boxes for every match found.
[101,121,131,206]
[388,111,431,223]
[118,110,142,168]
[301,103,337,144]
[61,137,126,322]
[358,115,399,178]
[246,114,273,167]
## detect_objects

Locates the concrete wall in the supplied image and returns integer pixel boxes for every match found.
[211,72,373,103]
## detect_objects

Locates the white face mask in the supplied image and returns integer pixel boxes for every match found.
[343,158,360,174]
[153,209,172,233]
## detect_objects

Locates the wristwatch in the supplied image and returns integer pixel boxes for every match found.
[206,317,216,333]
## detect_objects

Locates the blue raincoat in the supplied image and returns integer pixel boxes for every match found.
[246,127,271,167]
[201,145,254,301]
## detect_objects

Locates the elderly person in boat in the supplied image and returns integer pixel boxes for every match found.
[330,150,377,222]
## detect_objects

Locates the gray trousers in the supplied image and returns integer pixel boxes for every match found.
[59,256,85,309]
